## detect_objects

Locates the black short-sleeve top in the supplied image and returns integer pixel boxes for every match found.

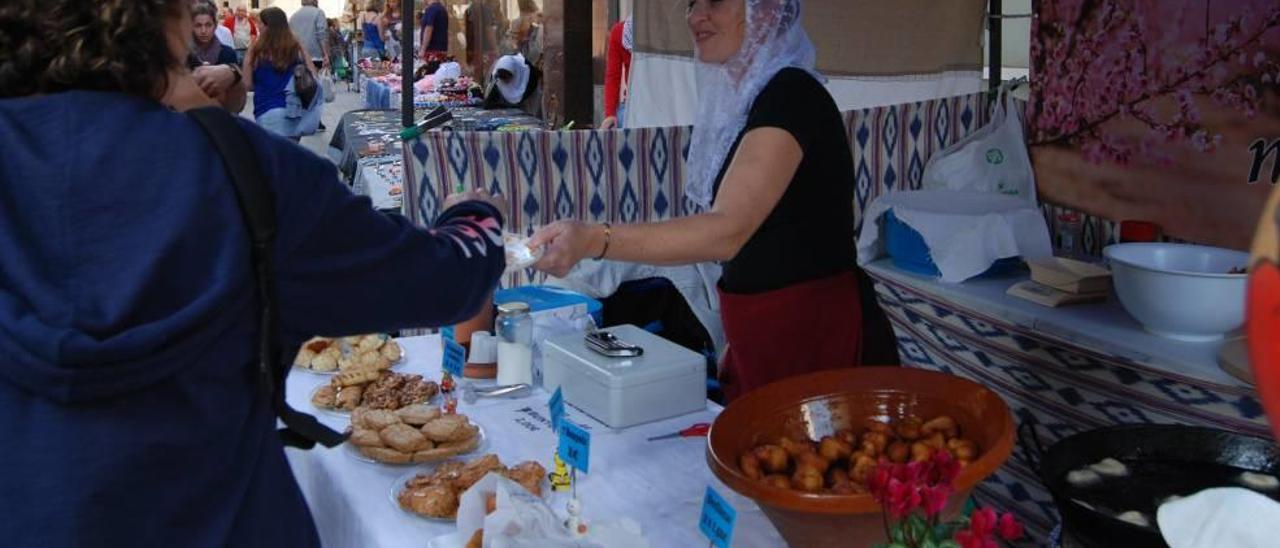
[711,67,856,295]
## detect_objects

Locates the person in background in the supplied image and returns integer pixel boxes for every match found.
[382,0,402,61]
[600,14,633,129]
[190,1,246,112]
[215,14,234,47]
[419,0,449,65]
[509,0,542,62]
[244,7,321,140]
[224,4,257,64]
[0,1,507,545]
[531,0,898,401]
[482,53,541,117]
[327,18,350,81]
[465,0,501,84]
[360,0,386,60]
[289,0,329,130]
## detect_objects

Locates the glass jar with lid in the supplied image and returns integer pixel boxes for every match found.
[495,301,534,386]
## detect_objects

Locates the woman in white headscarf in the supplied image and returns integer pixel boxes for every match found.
[531,0,896,401]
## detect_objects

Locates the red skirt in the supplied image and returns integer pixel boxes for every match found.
[718,271,864,402]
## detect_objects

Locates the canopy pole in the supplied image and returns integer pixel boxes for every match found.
[402,0,415,128]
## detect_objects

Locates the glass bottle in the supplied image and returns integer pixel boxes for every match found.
[496,301,534,386]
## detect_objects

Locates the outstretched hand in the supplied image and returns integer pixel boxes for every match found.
[529,221,602,278]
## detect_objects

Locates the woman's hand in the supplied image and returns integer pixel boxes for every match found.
[599,116,618,130]
[442,187,507,213]
[529,221,605,277]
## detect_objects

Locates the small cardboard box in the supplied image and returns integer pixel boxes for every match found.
[1027,257,1112,294]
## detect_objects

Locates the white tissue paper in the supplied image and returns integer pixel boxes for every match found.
[857,189,1052,283]
[429,473,649,548]
[1157,487,1280,548]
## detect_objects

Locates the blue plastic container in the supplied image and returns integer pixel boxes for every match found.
[494,286,604,325]
[884,210,1022,278]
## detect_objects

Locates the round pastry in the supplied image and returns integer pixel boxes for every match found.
[358,351,380,368]
[399,483,458,518]
[381,341,403,362]
[381,423,431,453]
[349,427,385,448]
[336,385,364,410]
[397,404,442,426]
[360,409,402,431]
[310,353,339,372]
[294,348,317,367]
[360,445,411,464]
[421,415,473,442]
[358,335,385,353]
[412,446,456,463]
[311,385,337,408]
[507,461,547,496]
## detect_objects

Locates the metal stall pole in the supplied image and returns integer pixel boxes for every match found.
[402,0,416,128]
[988,0,1002,93]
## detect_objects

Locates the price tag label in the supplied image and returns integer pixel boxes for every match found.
[442,338,466,377]
[557,421,590,474]
[440,326,456,343]
[548,387,564,433]
[698,486,736,548]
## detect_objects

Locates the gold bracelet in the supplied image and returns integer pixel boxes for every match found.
[593,223,612,261]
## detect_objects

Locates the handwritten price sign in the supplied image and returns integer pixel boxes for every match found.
[557,421,591,473]
[548,387,565,433]
[442,338,466,377]
[440,326,456,342]
[699,486,736,548]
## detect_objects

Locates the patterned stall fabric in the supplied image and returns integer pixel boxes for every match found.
[403,90,996,288]
[868,269,1268,540]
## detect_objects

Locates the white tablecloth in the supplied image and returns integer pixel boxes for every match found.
[284,335,784,548]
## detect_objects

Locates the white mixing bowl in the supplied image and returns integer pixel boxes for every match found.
[1103,243,1249,342]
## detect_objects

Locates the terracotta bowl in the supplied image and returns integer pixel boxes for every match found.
[706,367,1015,547]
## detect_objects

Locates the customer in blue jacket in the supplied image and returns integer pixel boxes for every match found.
[0,1,505,546]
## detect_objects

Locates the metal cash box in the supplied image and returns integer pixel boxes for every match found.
[541,325,706,429]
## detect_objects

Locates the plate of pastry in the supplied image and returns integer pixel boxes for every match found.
[392,454,549,521]
[345,407,487,465]
[292,334,405,375]
[310,370,440,416]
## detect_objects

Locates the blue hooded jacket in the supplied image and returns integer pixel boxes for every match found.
[0,91,505,546]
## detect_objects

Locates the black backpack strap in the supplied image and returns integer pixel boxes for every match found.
[187,107,347,449]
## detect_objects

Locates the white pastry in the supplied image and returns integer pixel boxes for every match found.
[1116,510,1149,527]
[1239,471,1280,491]
[1067,468,1103,488]
[1089,457,1129,477]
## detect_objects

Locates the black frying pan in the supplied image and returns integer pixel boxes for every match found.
[1019,423,1280,547]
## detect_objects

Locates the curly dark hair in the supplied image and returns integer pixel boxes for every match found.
[0,0,187,99]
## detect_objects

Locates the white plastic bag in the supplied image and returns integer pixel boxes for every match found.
[322,70,336,103]
[921,80,1035,202]
[435,473,650,548]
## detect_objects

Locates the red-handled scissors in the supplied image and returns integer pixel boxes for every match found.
[646,422,711,441]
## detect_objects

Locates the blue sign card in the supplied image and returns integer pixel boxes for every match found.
[548,387,565,433]
[442,338,466,377]
[440,326,456,342]
[699,486,736,548]
[557,421,591,474]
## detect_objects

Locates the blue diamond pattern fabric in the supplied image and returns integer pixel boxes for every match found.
[400,90,1058,287]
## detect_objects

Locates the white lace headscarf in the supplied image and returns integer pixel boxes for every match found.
[622,16,634,52]
[684,0,822,208]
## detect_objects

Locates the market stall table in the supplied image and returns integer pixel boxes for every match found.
[284,335,785,548]
[863,258,1267,540]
